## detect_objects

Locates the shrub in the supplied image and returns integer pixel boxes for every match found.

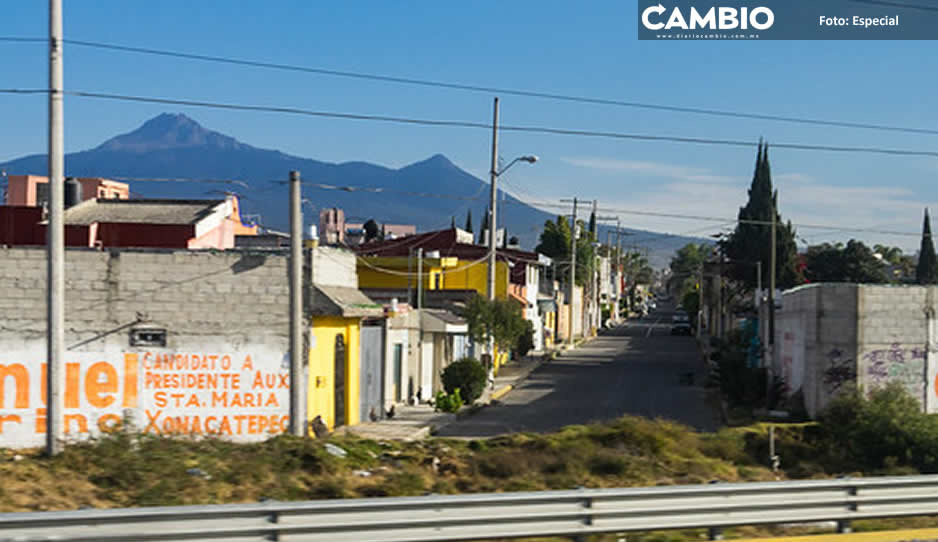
[516,320,535,358]
[819,382,938,473]
[433,388,464,413]
[441,357,487,403]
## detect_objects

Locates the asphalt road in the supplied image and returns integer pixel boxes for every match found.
[435,306,719,438]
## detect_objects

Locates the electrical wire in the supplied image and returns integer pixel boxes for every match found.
[4,88,938,158]
[18,37,935,137]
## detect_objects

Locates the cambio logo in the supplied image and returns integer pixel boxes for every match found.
[642,4,775,31]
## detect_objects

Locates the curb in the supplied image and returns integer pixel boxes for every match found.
[490,384,513,401]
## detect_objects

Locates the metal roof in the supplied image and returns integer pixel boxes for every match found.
[62,198,225,226]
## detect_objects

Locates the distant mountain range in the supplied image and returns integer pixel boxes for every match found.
[0,113,703,267]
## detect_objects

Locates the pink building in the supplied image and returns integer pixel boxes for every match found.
[5,175,129,206]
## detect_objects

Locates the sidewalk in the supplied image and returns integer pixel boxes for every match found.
[340,348,561,442]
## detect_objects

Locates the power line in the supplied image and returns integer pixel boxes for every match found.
[110,176,250,188]
[271,179,927,238]
[5,37,927,137]
[3,88,937,158]
[0,37,45,43]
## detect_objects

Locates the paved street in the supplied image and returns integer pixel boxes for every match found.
[435,307,719,438]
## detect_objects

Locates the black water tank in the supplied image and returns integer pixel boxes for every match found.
[64,177,82,208]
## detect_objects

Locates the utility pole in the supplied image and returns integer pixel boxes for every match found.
[615,218,621,322]
[46,0,65,456]
[487,97,499,302]
[289,171,304,436]
[567,198,578,345]
[591,200,598,335]
[697,264,704,339]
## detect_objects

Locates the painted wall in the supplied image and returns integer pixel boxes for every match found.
[0,247,292,448]
[314,247,361,288]
[357,257,449,291]
[307,317,361,430]
[384,320,411,408]
[444,260,510,299]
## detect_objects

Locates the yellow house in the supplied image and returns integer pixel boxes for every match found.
[357,255,458,291]
[357,255,511,300]
[307,247,383,432]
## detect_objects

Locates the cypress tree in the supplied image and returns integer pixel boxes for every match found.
[917,208,938,284]
[724,140,801,289]
[465,210,473,233]
[588,210,597,240]
[451,216,456,229]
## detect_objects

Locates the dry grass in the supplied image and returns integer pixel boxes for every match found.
[3,416,937,539]
[0,415,788,513]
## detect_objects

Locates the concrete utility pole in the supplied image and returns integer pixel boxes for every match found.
[46,0,65,456]
[567,198,578,345]
[615,218,621,321]
[289,171,304,436]
[487,97,499,302]
[591,200,598,334]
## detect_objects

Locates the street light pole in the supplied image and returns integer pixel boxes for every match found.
[487,97,500,302]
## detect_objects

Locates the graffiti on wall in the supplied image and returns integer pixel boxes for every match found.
[863,343,926,401]
[0,350,290,448]
[822,347,856,394]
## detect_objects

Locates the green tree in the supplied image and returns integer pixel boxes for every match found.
[669,242,709,296]
[464,210,473,234]
[363,219,381,242]
[804,240,888,284]
[917,208,938,285]
[462,296,527,352]
[724,142,801,289]
[588,209,597,239]
[451,216,455,229]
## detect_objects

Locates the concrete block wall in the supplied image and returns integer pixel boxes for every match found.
[0,247,293,448]
[857,285,931,409]
[778,283,938,417]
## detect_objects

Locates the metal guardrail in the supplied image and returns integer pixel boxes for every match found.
[2,475,938,541]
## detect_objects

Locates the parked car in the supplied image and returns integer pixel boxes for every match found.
[671,313,692,335]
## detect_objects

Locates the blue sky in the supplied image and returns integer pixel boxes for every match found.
[2,1,937,253]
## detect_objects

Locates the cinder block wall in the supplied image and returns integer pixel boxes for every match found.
[776,283,858,417]
[0,247,291,344]
[857,285,934,410]
[0,247,295,447]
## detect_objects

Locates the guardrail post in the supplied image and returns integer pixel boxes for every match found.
[839,483,857,533]
[270,508,280,541]
[708,527,724,540]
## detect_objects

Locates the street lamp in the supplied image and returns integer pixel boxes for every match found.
[487,154,538,303]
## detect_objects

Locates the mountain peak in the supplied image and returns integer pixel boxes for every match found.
[95,113,248,153]
[400,153,457,171]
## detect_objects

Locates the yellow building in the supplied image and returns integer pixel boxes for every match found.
[306,248,384,432]
[357,256,458,291]
[357,255,510,300]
